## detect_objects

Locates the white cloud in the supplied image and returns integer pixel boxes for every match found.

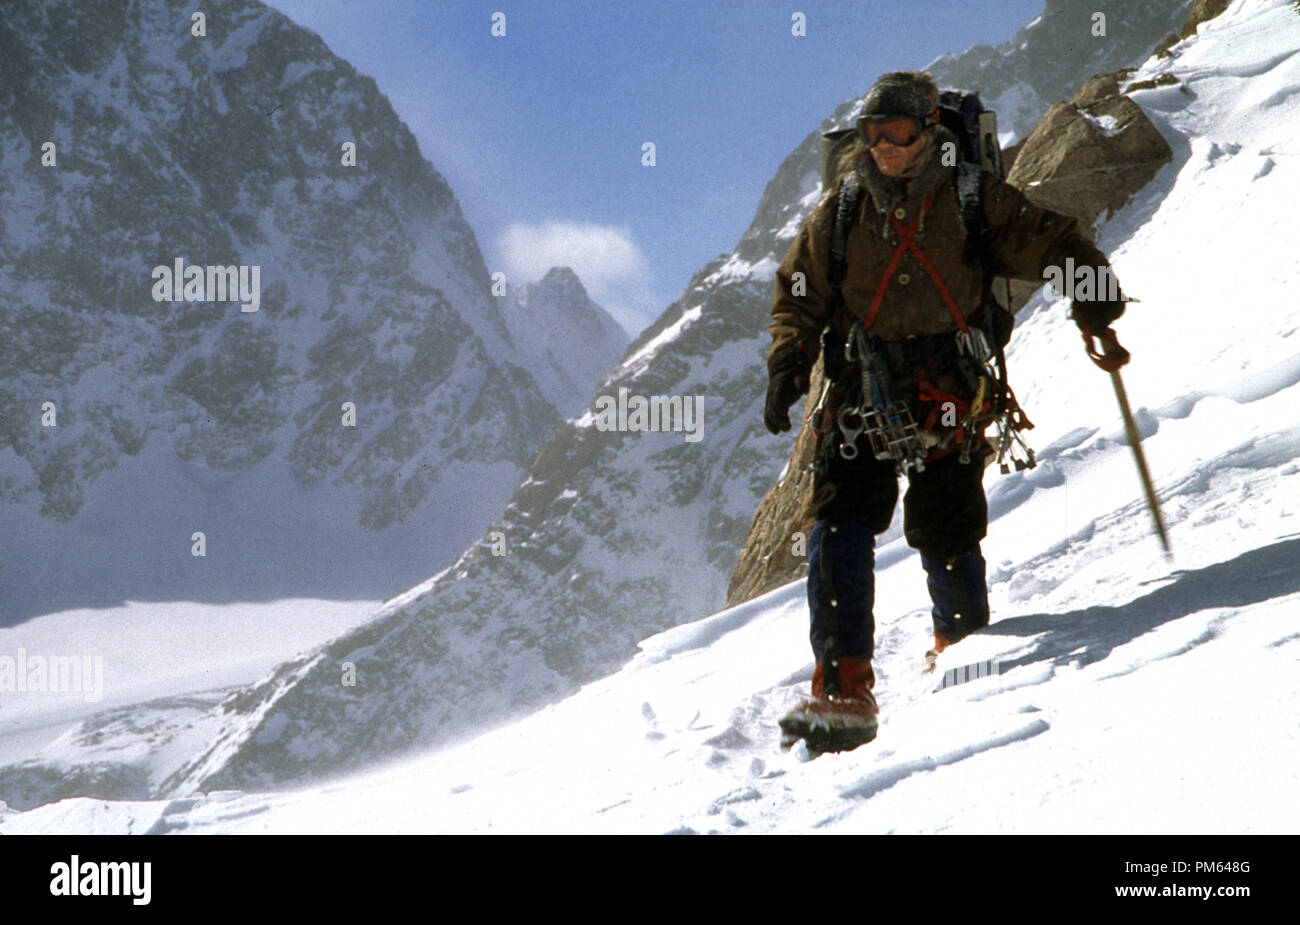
[496,221,660,335]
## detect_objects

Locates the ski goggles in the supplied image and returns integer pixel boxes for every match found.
[857,110,939,148]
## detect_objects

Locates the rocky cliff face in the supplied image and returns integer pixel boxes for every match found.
[926,0,1194,142]
[0,0,564,617]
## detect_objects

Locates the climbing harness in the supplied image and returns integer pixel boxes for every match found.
[820,171,1036,476]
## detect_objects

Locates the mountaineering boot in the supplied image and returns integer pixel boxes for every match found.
[779,657,879,753]
[920,547,990,669]
[779,520,881,753]
[924,630,952,673]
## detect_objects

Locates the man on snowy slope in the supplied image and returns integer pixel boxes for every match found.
[764,71,1127,752]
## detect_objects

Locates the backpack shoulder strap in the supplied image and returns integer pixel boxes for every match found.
[815,176,863,381]
[828,175,864,294]
[953,160,1015,414]
[954,160,990,269]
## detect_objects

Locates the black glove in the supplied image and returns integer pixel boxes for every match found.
[1070,290,1126,333]
[764,342,811,434]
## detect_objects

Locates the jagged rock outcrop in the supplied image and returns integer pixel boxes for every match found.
[999,73,1173,311]
[926,0,1195,142]
[1006,74,1174,229]
[1153,0,1234,57]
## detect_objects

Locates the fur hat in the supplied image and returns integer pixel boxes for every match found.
[859,71,940,120]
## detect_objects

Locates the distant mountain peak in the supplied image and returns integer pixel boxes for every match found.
[539,265,586,291]
[500,266,629,415]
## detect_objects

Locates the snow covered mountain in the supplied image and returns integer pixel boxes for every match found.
[500,267,630,418]
[0,0,564,619]
[3,0,1295,835]
[926,0,1195,143]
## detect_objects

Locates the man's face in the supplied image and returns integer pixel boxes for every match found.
[869,131,929,178]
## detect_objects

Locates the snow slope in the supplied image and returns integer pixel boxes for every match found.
[5,526,1295,833]
[3,0,1300,833]
[0,597,381,813]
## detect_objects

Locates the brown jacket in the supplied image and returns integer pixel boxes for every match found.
[768,128,1115,362]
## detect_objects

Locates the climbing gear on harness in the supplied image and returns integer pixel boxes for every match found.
[990,399,1037,473]
[816,88,1037,478]
[829,175,999,475]
[836,325,932,474]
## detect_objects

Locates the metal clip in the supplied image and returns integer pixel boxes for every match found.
[955,327,992,363]
[838,405,865,460]
[810,377,832,422]
[992,411,1037,473]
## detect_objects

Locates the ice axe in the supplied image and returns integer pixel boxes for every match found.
[1082,325,1172,558]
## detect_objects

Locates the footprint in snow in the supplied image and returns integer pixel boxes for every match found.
[707,786,762,818]
[703,726,752,749]
[642,701,667,741]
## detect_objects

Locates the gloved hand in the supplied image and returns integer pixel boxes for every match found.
[1069,291,1126,333]
[1079,323,1131,371]
[764,342,811,434]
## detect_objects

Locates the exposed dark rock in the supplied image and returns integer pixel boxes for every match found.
[1154,0,1233,58]
[1005,75,1173,231]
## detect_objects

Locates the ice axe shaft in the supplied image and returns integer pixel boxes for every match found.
[1109,368,1172,557]
[1084,327,1172,559]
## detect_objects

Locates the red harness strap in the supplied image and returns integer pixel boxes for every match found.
[861,188,969,334]
[916,378,991,432]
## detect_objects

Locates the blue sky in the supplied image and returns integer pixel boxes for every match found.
[263,0,1044,334]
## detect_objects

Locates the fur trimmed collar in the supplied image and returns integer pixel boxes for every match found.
[847,125,960,233]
